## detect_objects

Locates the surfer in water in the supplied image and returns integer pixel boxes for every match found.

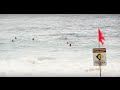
[66,42,71,47]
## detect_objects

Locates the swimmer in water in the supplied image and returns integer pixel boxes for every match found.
[32,38,34,40]
[15,37,17,39]
[69,44,71,47]
[67,42,69,44]
[12,40,14,42]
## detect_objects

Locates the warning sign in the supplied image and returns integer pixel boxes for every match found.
[93,48,107,66]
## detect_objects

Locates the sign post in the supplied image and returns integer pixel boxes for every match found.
[93,48,106,77]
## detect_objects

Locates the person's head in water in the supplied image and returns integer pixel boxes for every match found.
[69,44,71,47]
[15,37,17,39]
[12,40,14,42]
[32,38,34,40]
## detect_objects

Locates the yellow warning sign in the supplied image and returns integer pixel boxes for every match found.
[93,48,107,66]
[96,54,104,60]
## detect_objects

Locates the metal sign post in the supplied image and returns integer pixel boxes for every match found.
[93,48,106,77]
[99,42,101,77]
[99,59,101,77]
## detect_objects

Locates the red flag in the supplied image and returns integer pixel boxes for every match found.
[98,28,105,45]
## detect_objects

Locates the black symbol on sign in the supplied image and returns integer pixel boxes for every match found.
[96,54,103,60]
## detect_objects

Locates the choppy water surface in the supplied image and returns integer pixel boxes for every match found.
[0,14,120,77]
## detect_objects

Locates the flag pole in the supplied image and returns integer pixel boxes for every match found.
[99,42,101,77]
[98,29,101,77]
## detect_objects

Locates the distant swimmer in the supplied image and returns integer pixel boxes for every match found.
[32,38,34,40]
[67,42,69,44]
[12,40,14,42]
[69,44,71,47]
[15,37,17,39]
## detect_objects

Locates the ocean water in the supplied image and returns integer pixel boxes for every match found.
[0,14,120,77]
